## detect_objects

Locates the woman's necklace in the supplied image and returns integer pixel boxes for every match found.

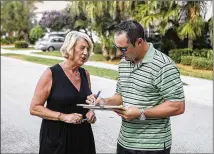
[63,62,80,80]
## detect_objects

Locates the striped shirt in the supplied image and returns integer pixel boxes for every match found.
[116,43,185,150]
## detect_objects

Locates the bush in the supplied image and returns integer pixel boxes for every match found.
[0,36,18,44]
[169,48,192,63]
[191,57,213,70]
[207,49,213,60]
[192,48,210,58]
[15,41,29,48]
[0,38,10,44]
[93,43,102,54]
[180,56,194,65]
[29,25,44,44]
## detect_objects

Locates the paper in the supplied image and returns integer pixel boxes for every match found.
[77,104,125,110]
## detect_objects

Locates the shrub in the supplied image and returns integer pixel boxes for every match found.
[15,41,29,48]
[29,25,44,44]
[0,38,10,44]
[192,48,210,58]
[180,56,194,65]
[192,57,213,70]
[0,36,18,44]
[169,48,192,63]
[207,49,213,60]
[93,42,102,54]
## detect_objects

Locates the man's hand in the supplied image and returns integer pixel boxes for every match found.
[114,105,141,121]
[86,110,96,124]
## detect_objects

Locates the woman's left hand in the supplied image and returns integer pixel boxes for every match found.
[86,110,96,124]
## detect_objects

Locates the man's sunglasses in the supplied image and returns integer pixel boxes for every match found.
[114,44,128,52]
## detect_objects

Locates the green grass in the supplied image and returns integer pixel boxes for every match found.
[1,53,119,80]
[177,64,213,80]
[33,52,120,64]
[1,53,212,80]
[89,54,106,61]
[2,47,35,50]
[32,51,62,57]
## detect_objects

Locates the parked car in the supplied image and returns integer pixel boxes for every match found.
[34,36,65,51]
[43,31,68,39]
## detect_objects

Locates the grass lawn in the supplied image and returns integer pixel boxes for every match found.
[2,47,35,50]
[1,53,212,80]
[32,51,62,57]
[177,64,213,80]
[1,53,119,80]
[33,52,121,64]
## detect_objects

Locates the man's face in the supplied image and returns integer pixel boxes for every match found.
[114,33,136,61]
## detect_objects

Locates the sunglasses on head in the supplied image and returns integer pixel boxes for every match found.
[114,44,128,52]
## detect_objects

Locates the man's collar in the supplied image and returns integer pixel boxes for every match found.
[140,43,155,63]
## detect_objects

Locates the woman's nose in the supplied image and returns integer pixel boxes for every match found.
[83,48,88,55]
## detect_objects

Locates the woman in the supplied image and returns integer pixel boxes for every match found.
[30,31,96,154]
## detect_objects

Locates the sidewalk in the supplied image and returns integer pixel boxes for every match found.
[1,48,213,106]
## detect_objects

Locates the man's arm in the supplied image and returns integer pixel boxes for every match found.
[114,100,185,121]
[143,100,185,118]
[103,93,123,106]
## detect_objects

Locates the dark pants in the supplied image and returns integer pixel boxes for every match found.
[117,143,171,154]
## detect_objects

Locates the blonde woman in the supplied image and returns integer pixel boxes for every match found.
[30,31,96,154]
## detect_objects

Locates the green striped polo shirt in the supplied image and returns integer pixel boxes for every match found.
[116,43,185,151]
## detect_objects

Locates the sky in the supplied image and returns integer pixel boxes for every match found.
[34,1,70,21]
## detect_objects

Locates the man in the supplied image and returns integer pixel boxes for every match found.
[87,20,185,154]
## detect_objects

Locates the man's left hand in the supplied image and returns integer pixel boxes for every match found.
[114,105,141,121]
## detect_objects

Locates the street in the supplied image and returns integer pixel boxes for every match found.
[1,56,213,153]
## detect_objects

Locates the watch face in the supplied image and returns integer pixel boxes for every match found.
[140,109,146,120]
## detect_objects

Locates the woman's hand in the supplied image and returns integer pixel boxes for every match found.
[59,113,83,124]
[86,110,96,124]
[86,94,106,105]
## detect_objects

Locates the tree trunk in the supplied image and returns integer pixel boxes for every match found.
[188,38,193,49]
[102,45,110,60]
[110,48,116,60]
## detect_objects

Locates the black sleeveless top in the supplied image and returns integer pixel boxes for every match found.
[39,64,96,154]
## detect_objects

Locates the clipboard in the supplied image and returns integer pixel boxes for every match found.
[77,104,125,111]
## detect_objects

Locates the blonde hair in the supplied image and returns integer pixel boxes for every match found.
[60,31,93,59]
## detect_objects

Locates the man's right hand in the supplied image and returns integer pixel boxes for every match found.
[86,94,106,105]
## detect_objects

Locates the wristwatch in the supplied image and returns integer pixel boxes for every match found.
[139,108,146,120]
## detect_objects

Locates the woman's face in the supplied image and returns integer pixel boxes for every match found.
[72,38,90,65]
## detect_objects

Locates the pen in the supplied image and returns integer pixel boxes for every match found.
[92,90,101,104]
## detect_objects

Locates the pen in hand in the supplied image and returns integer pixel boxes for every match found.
[83,90,101,122]
[91,90,101,105]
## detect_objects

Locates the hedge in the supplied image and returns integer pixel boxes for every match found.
[191,57,213,70]
[15,41,29,48]
[93,42,102,54]
[168,48,192,63]
[169,48,213,63]
[180,56,194,66]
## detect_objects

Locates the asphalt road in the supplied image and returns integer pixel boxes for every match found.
[1,56,213,153]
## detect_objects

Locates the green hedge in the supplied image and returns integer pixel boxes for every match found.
[0,37,18,44]
[180,56,193,66]
[15,41,28,48]
[192,57,213,70]
[169,48,213,63]
[169,48,192,63]
[93,42,102,54]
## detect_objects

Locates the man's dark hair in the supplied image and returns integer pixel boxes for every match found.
[114,20,145,46]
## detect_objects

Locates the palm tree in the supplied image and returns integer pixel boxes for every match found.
[208,18,213,47]
[177,1,206,49]
[133,1,207,49]
[68,1,136,59]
